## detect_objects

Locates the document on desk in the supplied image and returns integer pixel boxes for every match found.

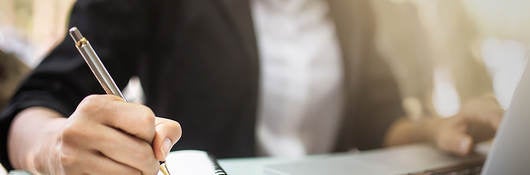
[1,163,6,175]
[158,150,227,175]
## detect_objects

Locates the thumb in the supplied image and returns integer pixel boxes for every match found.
[437,129,473,156]
[153,117,182,161]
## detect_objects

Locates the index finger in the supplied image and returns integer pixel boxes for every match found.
[76,95,156,143]
[152,117,182,161]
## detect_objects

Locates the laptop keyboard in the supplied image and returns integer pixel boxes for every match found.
[406,157,485,175]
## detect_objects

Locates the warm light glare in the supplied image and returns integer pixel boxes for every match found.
[432,67,460,117]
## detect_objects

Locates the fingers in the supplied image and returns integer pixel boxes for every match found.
[451,96,503,144]
[152,117,182,161]
[436,124,474,156]
[59,140,141,175]
[81,151,142,175]
[90,124,159,174]
[466,108,503,130]
[65,94,175,174]
[76,95,156,142]
[61,115,159,174]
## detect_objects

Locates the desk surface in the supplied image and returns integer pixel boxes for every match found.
[219,155,335,175]
[219,152,355,175]
[219,143,489,175]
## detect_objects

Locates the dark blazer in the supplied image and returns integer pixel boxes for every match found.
[0,0,404,169]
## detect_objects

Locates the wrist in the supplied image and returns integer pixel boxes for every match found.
[8,107,65,174]
[32,117,66,174]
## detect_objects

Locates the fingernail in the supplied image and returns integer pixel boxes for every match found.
[460,138,472,154]
[162,138,172,158]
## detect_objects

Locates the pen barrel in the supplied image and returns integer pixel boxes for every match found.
[75,40,126,100]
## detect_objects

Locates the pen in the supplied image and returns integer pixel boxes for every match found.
[69,27,171,175]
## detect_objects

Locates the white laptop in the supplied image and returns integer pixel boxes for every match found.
[265,61,530,175]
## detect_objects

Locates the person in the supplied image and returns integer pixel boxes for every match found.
[0,0,503,174]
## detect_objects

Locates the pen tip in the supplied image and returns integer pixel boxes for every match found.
[69,27,84,42]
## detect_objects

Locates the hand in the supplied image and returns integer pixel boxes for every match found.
[433,95,503,156]
[14,95,181,174]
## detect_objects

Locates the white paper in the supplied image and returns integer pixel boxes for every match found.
[158,150,217,175]
[0,164,6,175]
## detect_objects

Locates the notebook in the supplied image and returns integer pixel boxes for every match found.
[158,150,227,175]
[1,164,6,175]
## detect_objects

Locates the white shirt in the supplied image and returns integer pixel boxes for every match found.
[252,0,344,157]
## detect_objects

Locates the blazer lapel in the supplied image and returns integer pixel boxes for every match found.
[328,0,374,152]
[213,0,259,61]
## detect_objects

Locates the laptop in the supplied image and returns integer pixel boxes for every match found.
[265,60,530,175]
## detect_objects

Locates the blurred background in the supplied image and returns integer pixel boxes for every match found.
[0,0,528,119]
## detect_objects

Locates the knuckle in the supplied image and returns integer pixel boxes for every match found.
[138,106,156,125]
[61,123,83,144]
[77,95,106,114]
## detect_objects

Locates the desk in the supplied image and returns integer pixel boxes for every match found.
[219,154,340,175]
[5,143,489,175]
[219,144,489,175]
[219,152,349,175]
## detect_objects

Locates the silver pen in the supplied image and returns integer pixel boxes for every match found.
[69,27,171,175]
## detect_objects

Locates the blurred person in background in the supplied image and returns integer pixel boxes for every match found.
[0,0,503,174]
[371,0,496,119]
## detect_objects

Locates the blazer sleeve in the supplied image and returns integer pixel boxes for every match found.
[0,0,151,170]
[353,53,405,150]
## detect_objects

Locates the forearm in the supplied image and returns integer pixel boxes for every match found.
[384,117,442,147]
[8,107,66,173]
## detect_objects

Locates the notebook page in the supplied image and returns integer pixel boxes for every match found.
[158,150,217,175]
